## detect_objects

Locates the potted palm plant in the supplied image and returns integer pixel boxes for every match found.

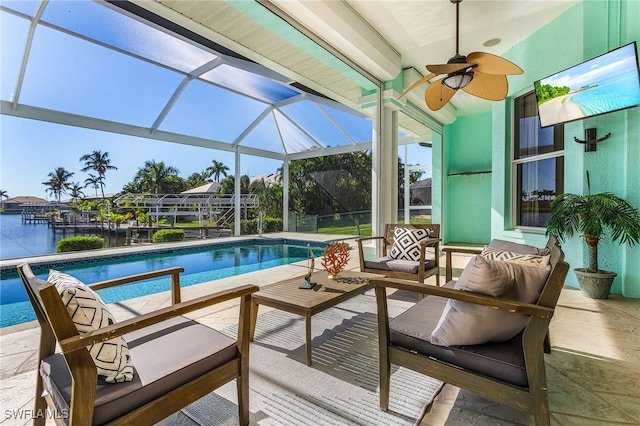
[546,172,640,299]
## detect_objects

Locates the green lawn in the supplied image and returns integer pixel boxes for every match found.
[318,223,372,236]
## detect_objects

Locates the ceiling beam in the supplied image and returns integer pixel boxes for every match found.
[269,0,401,82]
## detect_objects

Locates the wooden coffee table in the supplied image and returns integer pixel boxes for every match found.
[250,270,385,365]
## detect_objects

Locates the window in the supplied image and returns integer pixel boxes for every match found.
[513,91,564,228]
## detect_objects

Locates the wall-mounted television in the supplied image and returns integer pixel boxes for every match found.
[534,42,640,128]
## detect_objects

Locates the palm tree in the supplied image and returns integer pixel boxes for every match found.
[80,150,117,199]
[0,189,8,211]
[43,167,74,203]
[206,160,230,182]
[84,174,102,198]
[185,170,211,189]
[67,182,85,202]
[131,160,180,194]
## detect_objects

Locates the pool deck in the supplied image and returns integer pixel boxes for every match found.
[1,233,639,425]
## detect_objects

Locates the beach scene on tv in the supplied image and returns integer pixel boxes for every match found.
[535,43,640,127]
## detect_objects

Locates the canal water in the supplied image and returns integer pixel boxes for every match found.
[0,214,125,259]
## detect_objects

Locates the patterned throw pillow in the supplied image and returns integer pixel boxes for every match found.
[48,270,134,383]
[480,247,550,267]
[390,227,431,261]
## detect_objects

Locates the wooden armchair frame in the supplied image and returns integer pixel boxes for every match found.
[357,223,441,286]
[372,237,569,425]
[18,264,259,426]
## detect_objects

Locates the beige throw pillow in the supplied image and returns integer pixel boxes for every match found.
[430,256,550,347]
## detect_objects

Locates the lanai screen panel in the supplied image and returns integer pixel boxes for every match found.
[1,0,375,157]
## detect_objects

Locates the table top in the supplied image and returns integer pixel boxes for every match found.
[252,270,385,312]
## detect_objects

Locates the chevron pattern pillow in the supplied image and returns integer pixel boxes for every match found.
[48,270,134,383]
[480,247,550,267]
[390,227,431,261]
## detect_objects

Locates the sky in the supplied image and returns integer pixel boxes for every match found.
[0,114,430,200]
[0,1,432,201]
[0,114,285,200]
[541,42,638,90]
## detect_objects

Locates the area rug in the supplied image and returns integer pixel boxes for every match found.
[182,293,443,426]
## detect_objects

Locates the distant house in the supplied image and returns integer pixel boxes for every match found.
[1,196,51,214]
[410,178,432,206]
[250,174,279,187]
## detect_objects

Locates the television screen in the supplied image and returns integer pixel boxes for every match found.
[534,42,640,128]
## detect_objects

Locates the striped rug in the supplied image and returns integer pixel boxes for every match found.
[182,293,443,426]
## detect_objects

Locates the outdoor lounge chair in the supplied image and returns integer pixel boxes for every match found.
[372,237,569,425]
[357,223,441,287]
[18,263,258,426]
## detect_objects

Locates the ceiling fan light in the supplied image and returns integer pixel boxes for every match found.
[442,71,473,90]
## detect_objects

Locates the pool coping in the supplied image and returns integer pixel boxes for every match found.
[0,232,358,274]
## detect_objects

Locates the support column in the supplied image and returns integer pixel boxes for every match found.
[234,148,241,236]
[282,159,289,232]
[370,92,399,244]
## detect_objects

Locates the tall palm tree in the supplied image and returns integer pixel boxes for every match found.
[84,174,102,198]
[206,160,230,182]
[43,167,74,203]
[80,150,117,199]
[132,160,180,194]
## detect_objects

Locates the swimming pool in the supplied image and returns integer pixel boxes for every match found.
[0,239,327,328]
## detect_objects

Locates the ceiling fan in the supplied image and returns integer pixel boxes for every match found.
[401,0,523,111]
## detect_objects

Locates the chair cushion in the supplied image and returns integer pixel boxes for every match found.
[389,291,529,387]
[364,257,436,274]
[430,256,550,346]
[48,270,134,383]
[40,316,237,425]
[480,246,551,267]
[390,227,431,261]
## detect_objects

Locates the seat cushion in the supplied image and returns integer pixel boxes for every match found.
[430,256,550,346]
[40,316,237,425]
[389,290,529,387]
[364,256,436,274]
[390,227,431,261]
[48,270,134,383]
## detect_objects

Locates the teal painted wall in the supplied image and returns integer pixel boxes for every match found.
[443,113,492,244]
[451,0,640,296]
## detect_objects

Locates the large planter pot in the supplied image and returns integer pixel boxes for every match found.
[574,268,617,299]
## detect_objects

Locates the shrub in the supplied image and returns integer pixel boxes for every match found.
[152,229,185,243]
[56,236,104,253]
[240,217,283,234]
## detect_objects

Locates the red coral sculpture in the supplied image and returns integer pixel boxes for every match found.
[321,241,350,277]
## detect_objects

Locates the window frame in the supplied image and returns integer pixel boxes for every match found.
[511,90,565,231]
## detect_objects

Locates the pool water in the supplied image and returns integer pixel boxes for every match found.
[0,240,326,328]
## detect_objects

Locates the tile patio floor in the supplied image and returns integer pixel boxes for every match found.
[1,234,638,425]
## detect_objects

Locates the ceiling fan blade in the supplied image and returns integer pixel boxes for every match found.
[399,73,437,98]
[467,52,523,75]
[425,79,457,111]
[426,63,471,75]
[462,72,509,101]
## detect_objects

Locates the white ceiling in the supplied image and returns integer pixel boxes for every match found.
[273,0,580,115]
